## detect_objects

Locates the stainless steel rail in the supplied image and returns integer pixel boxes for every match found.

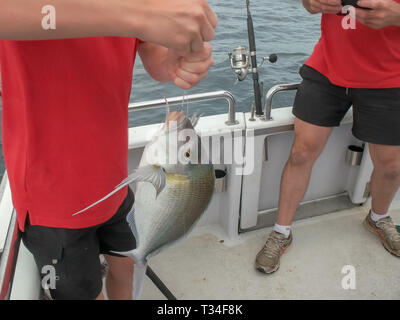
[0,210,20,300]
[262,83,300,121]
[128,90,239,126]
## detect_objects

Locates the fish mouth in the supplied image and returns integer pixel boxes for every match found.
[164,111,199,132]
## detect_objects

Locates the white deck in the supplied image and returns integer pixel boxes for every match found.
[141,205,400,300]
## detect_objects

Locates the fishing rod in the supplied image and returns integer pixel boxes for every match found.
[228,0,277,118]
[246,0,262,116]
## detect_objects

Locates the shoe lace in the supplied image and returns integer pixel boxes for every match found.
[376,217,400,241]
[263,232,287,259]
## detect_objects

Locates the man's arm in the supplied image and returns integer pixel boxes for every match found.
[0,0,217,55]
[138,42,214,90]
[356,0,400,28]
[302,0,343,14]
[138,43,170,83]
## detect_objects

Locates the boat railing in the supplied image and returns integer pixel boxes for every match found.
[263,83,300,121]
[0,173,21,300]
[128,90,239,126]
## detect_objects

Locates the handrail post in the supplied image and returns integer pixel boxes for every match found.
[262,83,300,121]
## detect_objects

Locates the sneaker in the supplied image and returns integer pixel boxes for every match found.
[364,212,400,257]
[255,230,293,274]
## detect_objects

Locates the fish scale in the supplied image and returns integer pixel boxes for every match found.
[133,165,215,261]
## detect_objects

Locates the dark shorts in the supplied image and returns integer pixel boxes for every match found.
[293,65,400,146]
[21,187,136,300]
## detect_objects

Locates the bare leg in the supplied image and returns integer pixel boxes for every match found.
[255,118,333,273]
[369,144,400,215]
[104,254,135,300]
[276,118,333,226]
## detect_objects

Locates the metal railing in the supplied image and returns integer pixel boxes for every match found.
[128,90,239,126]
[0,210,20,300]
[262,83,300,121]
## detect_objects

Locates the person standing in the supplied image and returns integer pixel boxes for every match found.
[256,0,400,274]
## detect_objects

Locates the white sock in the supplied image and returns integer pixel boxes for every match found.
[274,223,291,238]
[370,210,390,222]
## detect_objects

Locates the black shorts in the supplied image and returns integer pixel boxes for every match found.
[293,65,400,146]
[21,187,136,300]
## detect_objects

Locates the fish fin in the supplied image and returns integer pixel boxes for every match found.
[126,207,140,248]
[132,260,148,300]
[72,165,165,216]
[114,165,166,196]
[189,113,201,128]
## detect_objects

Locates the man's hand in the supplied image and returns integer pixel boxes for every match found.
[355,0,400,28]
[138,42,214,90]
[134,0,218,55]
[302,0,343,14]
[166,43,214,90]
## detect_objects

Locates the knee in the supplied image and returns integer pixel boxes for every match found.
[376,158,400,181]
[288,142,321,167]
[106,257,134,282]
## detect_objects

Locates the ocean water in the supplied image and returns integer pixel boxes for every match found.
[130,0,321,126]
[0,0,321,177]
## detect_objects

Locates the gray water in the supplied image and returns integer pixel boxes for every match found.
[0,0,321,177]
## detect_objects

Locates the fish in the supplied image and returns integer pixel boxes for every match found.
[73,111,215,299]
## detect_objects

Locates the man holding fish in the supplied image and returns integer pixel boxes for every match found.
[0,0,217,299]
[256,0,400,274]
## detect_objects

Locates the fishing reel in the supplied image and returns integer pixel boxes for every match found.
[228,46,278,82]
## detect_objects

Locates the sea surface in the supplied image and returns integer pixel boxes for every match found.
[0,0,321,178]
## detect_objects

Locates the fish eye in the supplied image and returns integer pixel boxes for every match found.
[184,150,191,159]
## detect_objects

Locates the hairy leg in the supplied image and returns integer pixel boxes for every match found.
[369,144,400,214]
[104,254,134,300]
[277,118,333,226]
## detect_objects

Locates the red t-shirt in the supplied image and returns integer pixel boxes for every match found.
[0,37,139,231]
[306,9,400,88]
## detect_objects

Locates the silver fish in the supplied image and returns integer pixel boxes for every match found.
[73,111,215,299]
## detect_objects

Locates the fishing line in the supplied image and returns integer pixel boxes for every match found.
[186,92,189,116]
[157,86,170,122]
[180,90,186,112]
[164,97,170,120]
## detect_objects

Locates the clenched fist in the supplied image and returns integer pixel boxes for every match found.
[167,43,214,90]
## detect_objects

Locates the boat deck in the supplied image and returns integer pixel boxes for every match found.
[140,205,400,300]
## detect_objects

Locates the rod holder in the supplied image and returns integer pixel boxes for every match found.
[345,145,364,166]
[215,168,227,193]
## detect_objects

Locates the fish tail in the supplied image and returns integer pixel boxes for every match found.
[132,260,147,300]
